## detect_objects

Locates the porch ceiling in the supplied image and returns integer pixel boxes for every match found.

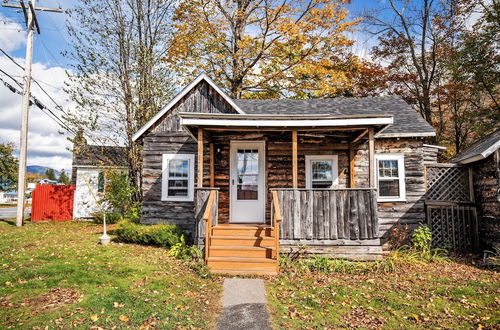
[179,112,393,140]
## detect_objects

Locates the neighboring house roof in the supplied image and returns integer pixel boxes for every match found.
[72,145,128,168]
[451,130,500,164]
[233,96,435,138]
[133,74,435,140]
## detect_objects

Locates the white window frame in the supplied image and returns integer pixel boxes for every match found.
[305,155,339,189]
[375,153,406,202]
[162,154,195,202]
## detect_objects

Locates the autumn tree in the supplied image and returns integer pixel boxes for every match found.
[0,143,18,192]
[64,0,176,197]
[364,0,447,124]
[168,0,358,98]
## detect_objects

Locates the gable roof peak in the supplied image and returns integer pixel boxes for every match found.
[132,73,245,141]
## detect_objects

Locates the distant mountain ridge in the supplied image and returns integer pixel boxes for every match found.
[27,165,62,177]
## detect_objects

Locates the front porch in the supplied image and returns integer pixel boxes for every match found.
[186,113,391,273]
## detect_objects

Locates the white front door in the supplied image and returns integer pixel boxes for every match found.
[230,141,265,223]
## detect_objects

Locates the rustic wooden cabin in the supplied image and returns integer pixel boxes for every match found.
[452,130,500,251]
[133,74,438,275]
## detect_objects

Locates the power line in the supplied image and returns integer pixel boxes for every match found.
[0,47,24,70]
[1,46,68,116]
[0,76,76,135]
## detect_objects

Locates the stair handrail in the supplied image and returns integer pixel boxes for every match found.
[202,190,216,262]
[271,190,282,262]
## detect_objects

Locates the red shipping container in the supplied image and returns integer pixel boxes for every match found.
[31,185,75,221]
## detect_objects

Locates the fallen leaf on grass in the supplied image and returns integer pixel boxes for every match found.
[90,314,99,322]
[119,315,130,322]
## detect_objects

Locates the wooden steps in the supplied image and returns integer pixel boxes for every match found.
[206,224,278,275]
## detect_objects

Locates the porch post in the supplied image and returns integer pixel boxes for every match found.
[209,143,215,188]
[368,127,375,188]
[197,128,204,188]
[349,143,356,188]
[292,130,298,188]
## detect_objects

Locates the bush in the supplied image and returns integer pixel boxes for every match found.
[92,211,122,224]
[92,170,141,224]
[411,224,448,262]
[168,235,204,261]
[114,220,184,249]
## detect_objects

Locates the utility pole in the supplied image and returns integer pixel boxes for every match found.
[1,1,63,227]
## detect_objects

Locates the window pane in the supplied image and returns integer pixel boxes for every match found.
[237,184,258,200]
[168,189,188,197]
[379,180,399,197]
[169,159,189,177]
[97,172,105,193]
[237,149,259,200]
[378,160,398,178]
[168,179,188,188]
[312,160,332,181]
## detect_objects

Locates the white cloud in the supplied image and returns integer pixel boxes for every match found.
[0,14,26,52]
[0,54,73,172]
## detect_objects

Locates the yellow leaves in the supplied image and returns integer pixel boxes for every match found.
[4,281,13,287]
[168,0,358,97]
[119,314,130,322]
[90,314,99,322]
[113,301,124,309]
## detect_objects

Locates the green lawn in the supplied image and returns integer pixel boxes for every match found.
[0,220,222,329]
[267,259,499,329]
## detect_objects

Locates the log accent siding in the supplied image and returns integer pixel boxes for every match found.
[207,131,355,223]
[471,150,500,249]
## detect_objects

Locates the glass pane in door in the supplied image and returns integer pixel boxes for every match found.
[236,149,259,200]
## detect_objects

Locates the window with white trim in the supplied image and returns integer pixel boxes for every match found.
[305,155,339,189]
[162,154,194,201]
[376,153,406,201]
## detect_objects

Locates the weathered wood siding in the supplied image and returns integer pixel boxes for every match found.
[276,189,379,241]
[140,80,237,234]
[151,80,237,133]
[471,150,500,249]
[423,145,440,163]
[351,139,427,245]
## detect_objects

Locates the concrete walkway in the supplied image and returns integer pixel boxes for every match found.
[216,278,271,330]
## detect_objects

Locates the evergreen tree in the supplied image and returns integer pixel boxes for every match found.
[58,170,71,185]
[45,169,57,181]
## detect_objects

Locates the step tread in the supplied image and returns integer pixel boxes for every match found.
[210,246,275,250]
[210,269,278,275]
[211,235,275,239]
[208,256,276,263]
[214,226,273,230]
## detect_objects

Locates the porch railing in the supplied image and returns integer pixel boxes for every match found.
[194,188,219,253]
[271,191,283,260]
[273,188,379,241]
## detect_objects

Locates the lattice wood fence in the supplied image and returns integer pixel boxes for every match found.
[426,203,478,253]
[425,164,478,253]
[425,164,473,202]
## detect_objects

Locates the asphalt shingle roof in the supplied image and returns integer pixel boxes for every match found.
[233,96,435,137]
[452,129,500,164]
[72,145,128,168]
